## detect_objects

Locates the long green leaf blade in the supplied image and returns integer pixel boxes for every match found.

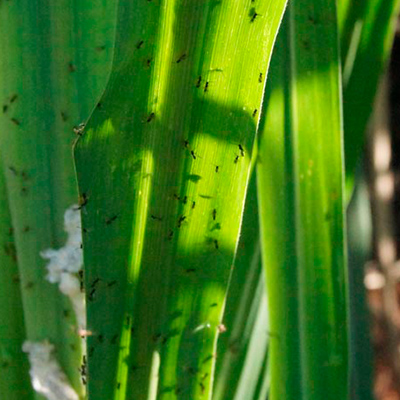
[257,1,348,399]
[0,1,116,397]
[0,159,34,400]
[213,173,269,400]
[338,0,400,189]
[74,1,287,399]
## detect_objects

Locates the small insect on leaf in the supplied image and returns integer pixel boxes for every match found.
[176,53,187,63]
[68,62,76,72]
[11,118,20,126]
[204,81,209,92]
[177,215,186,228]
[190,150,196,160]
[196,76,202,88]
[146,112,155,123]
[105,215,118,225]
[136,40,144,49]
[77,192,88,209]
[238,144,245,156]
[73,123,86,136]
[212,209,217,221]
[249,8,260,22]
[259,72,263,83]
[252,109,258,118]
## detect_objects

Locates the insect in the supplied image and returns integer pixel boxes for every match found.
[136,40,144,49]
[88,287,96,301]
[212,209,217,220]
[147,112,155,122]
[214,239,219,249]
[73,123,86,136]
[8,166,17,175]
[234,155,239,164]
[60,112,68,121]
[78,192,88,209]
[176,54,187,63]
[68,62,76,72]
[107,280,117,287]
[259,73,263,83]
[204,81,209,92]
[25,281,34,289]
[183,139,189,148]
[111,334,118,344]
[192,201,196,209]
[146,58,152,67]
[3,105,8,113]
[238,144,245,156]
[106,215,118,225]
[10,94,18,103]
[182,196,187,204]
[91,278,100,288]
[177,215,186,228]
[250,12,259,22]
[252,109,258,117]
[196,76,202,88]
[151,215,163,221]
[190,150,196,160]
[215,165,219,173]
[11,118,20,126]
[97,102,102,108]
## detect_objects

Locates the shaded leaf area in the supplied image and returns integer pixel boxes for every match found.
[347,169,374,400]
[74,0,287,399]
[213,172,270,400]
[257,2,348,400]
[338,0,400,191]
[0,0,116,397]
[0,159,34,400]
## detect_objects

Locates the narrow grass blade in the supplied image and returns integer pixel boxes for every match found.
[338,0,400,189]
[257,1,348,399]
[74,1,288,399]
[0,1,116,397]
[213,173,269,400]
[0,159,34,399]
[347,168,374,400]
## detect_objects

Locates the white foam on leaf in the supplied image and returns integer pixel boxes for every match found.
[23,341,79,400]
[40,205,85,330]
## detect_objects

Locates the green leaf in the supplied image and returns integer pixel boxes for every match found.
[257,1,348,399]
[0,0,116,397]
[74,1,287,399]
[338,0,400,190]
[213,173,269,400]
[0,159,34,400]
